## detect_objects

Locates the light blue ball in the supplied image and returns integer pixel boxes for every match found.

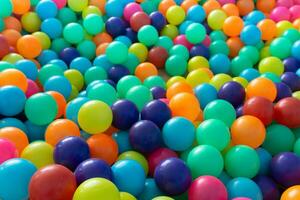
[24,120,47,142]
[162,117,195,151]
[256,148,272,175]
[41,18,63,39]
[240,68,260,82]
[296,68,300,77]
[0,118,28,134]
[112,131,132,154]
[292,40,300,60]
[78,90,87,97]
[209,54,231,74]
[48,59,68,71]
[44,75,72,99]
[80,130,91,140]
[115,36,132,47]
[187,5,206,23]
[93,55,113,72]
[245,10,265,25]
[194,83,218,109]
[65,97,90,124]
[15,59,38,80]
[70,57,92,74]
[35,0,58,20]
[0,159,37,200]
[138,178,163,200]
[240,25,262,46]
[105,0,124,18]
[179,20,193,34]
[37,50,58,66]
[0,86,26,117]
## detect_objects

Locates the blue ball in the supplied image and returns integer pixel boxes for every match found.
[54,136,90,171]
[240,68,260,81]
[254,175,280,200]
[15,59,38,80]
[125,28,137,43]
[245,11,265,25]
[37,50,58,66]
[256,148,272,175]
[115,36,132,47]
[108,65,130,83]
[219,171,232,185]
[44,75,72,99]
[0,118,28,133]
[187,5,206,23]
[105,17,127,38]
[236,105,244,118]
[0,159,37,200]
[281,72,300,92]
[70,57,92,75]
[150,87,166,99]
[292,40,300,60]
[112,100,139,130]
[0,86,26,117]
[112,160,146,196]
[154,158,192,196]
[41,18,63,39]
[209,54,231,74]
[48,59,68,71]
[190,44,210,59]
[112,131,132,154]
[150,11,166,31]
[35,0,58,20]
[194,83,218,109]
[283,57,299,73]
[179,20,193,34]
[162,117,195,151]
[275,82,292,101]
[105,0,124,18]
[129,120,162,154]
[138,178,163,200]
[24,120,47,142]
[240,25,262,45]
[74,158,113,185]
[59,47,80,65]
[226,177,263,200]
[93,55,113,72]
[218,81,245,108]
[65,97,90,124]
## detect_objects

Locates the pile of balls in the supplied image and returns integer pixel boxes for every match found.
[1,0,300,199]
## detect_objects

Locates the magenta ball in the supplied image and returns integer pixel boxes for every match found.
[25,79,40,98]
[218,0,236,5]
[202,35,211,47]
[270,6,291,22]
[277,0,294,8]
[123,3,142,21]
[0,139,18,164]
[52,0,67,9]
[188,176,228,200]
[232,198,252,200]
[290,5,300,21]
[173,35,193,50]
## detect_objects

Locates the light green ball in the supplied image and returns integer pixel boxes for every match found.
[63,23,84,44]
[67,0,88,12]
[239,46,260,65]
[138,25,159,47]
[117,75,142,98]
[231,55,253,77]
[125,85,153,111]
[169,45,189,60]
[84,66,107,85]
[83,14,104,35]
[87,82,117,106]
[0,0,13,18]
[269,37,292,59]
[185,23,206,44]
[106,41,128,64]
[143,76,166,89]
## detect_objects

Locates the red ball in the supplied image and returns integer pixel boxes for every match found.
[0,35,10,59]
[243,96,274,126]
[29,164,77,200]
[130,11,151,32]
[147,46,169,69]
[274,97,300,128]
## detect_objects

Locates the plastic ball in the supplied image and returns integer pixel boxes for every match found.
[87,82,117,106]
[137,25,159,47]
[63,23,84,44]
[270,37,292,59]
[207,9,227,30]
[106,41,128,64]
[105,17,127,38]
[166,5,185,25]
[112,100,139,130]
[0,138,18,164]
[125,85,153,111]
[185,23,206,44]
[0,86,26,117]
[150,11,167,31]
[187,5,206,23]
[254,175,280,200]
[44,75,72,99]
[256,148,272,176]
[143,76,166,89]
[67,0,88,12]
[52,0,67,9]
[281,72,300,92]
[258,56,284,76]
[130,11,150,32]
[217,81,245,108]
[124,3,142,21]
[275,82,292,102]
[0,0,13,18]
[83,14,104,35]
[283,57,300,73]
[281,185,300,200]
[230,55,252,77]
[246,77,277,102]
[194,83,217,109]
[36,0,58,20]
[17,35,42,59]
[147,46,168,69]
[270,6,290,22]
[223,16,244,37]
[138,178,163,200]
[105,0,124,17]
[0,35,10,59]
[209,73,233,90]
[121,192,137,200]
[274,97,300,128]
[118,151,148,175]
[292,40,300,61]
[257,19,277,41]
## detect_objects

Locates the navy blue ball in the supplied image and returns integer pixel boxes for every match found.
[125,28,137,43]
[54,136,90,171]
[129,120,162,154]
[275,82,292,102]
[112,100,139,130]
[105,17,127,38]
[190,44,210,59]
[154,158,192,196]
[253,175,280,200]
[108,65,130,83]
[104,79,117,89]
[74,158,113,185]
[150,87,166,99]
[281,72,300,92]
[150,11,166,31]
[284,57,300,73]
[218,81,245,108]
[236,106,244,118]
[59,47,80,65]
[141,100,171,128]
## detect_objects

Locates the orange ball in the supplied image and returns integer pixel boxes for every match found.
[135,62,158,82]
[169,92,201,122]
[222,3,239,16]
[237,0,254,16]
[17,35,42,59]
[223,16,244,37]
[256,0,276,14]
[4,17,22,32]
[231,115,266,148]
[87,134,118,165]
[2,29,22,47]
[166,81,193,99]
[0,69,28,92]
[281,185,300,200]
[0,127,29,154]
[159,0,176,16]
[46,91,67,119]
[203,0,221,15]
[227,37,244,58]
[89,0,106,14]
[12,0,31,15]
[96,43,109,56]
[181,0,198,12]
[257,19,277,41]
[293,19,300,29]
[103,126,119,136]
[246,77,277,102]
[93,32,112,46]
[45,119,81,146]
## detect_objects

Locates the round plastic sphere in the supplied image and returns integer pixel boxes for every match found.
[162,117,195,151]
[194,83,217,109]
[223,16,244,37]
[15,59,38,81]
[274,97,300,128]
[105,17,127,38]
[187,145,224,178]
[217,81,245,108]
[121,192,137,200]
[197,119,230,151]
[78,100,112,134]
[271,152,300,187]
[0,158,36,200]
[36,0,58,20]
[231,56,253,77]
[87,82,117,106]
[63,23,84,44]
[141,100,171,128]
[240,25,261,45]
[246,77,277,102]
[281,185,300,200]
[150,11,166,31]
[52,0,67,9]
[148,46,168,69]
[83,14,104,35]
[292,41,300,61]
[281,72,300,92]
[67,0,88,12]
[227,177,263,200]
[65,97,89,123]
[138,178,163,200]
[270,38,292,60]
[112,131,131,154]
[258,56,284,77]
[111,100,139,130]
[154,158,191,196]
[185,23,206,44]
[188,176,228,200]
[138,25,159,47]
[117,75,142,98]
[209,54,231,74]
[0,0,13,18]
[25,93,58,126]
[187,5,206,23]
[253,175,279,200]
[129,120,161,154]
[44,75,72,99]
[21,141,54,169]
[108,65,130,83]
[191,44,210,58]
[0,138,18,164]
[1,68,28,93]
[275,82,292,101]
[283,57,300,73]
[59,47,80,65]
[118,151,148,175]
[112,160,146,196]
[125,85,153,111]
[0,86,26,117]
[106,41,128,64]
[105,0,123,17]
[73,178,119,200]
[166,5,185,25]
[124,3,142,21]
[150,87,166,99]
[130,11,150,32]
[165,55,187,76]
[74,158,112,184]
[207,9,227,30]
[256,148,272,176]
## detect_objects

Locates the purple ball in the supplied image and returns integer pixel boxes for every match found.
[190,44,210,59]
[150,86,166,99]
[271,152,300,187]
[236,105,243,118]
[108,65,130,83]
[112,100,139,130]
[218,81,245,107]
[284,57,300,73]
[154,158,192,196]
[275,82,292,101]
[125,28,137,43]
[105,17,127,38]
[150,11,166,31]
[74,159,113,184]
[253,175,280,200]
[281,72,300,91]
[59,47,80,65]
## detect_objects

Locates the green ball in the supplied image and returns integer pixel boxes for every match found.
[84,66,107,85]
[138,25,159,47]
[51,38,71,53]
[209,40,229,56]
[118,151,148,175]
[0,19,4,32]
[25,93,58,126]
[225,145,260,178]
[231,55,253,76]
[239,46,260,65]
[169,45,189,60]
[141,0,156,14]
[262,124,295,155]
[83,14,104,35]
[260,72,281,83]
[185,23,206,44]
[57,8,77,26]
[87,82,117,106]
[68,0,88,12]
[269,37,292,59]
[210,30,227,41]
[293,128,300,139]
[204,99,236,127]
[294,138,300,156]
[196,119,230,151]
[124,53,140,74]
[258,56,284,76]
[155,36,174,51]
[0,0,13,18]
[143,76,166,89]
[30,0,40,6]
[117,75,142,98]
[63,23,84,44]
[77,40,96,60]
[106,41,128,64]
[187,145,224,178]
[125,85,153,111]
[161,24,179,39]
[0,61,14,72]
[165,55,187,76]
[282,29,300,43]
[38,64,64,85]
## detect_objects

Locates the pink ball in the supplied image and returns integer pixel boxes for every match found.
[0,138,18,164]
[277,0,294,8]
[232,198,252,200]
[147,148,178,176]
[25,79,40,98]
[188,176,228,200]
[51,0,67,9]
[202,35,211,47]
[270,6,291,22]
[294,0,300,5]
[218,0,236,6]
[159,98,169,105]
[173,35,193,50]
[290,5,300,21]
[124,3,143,22]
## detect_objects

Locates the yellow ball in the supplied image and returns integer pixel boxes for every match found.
[293,91,300,100]
[276,21,295,36]
[118,151,149,175]
[258,57,284,76]
[281,185,300,200]
[186,68,211,88]
[33,32,51,50]
[2,53,24,64]
[210,73,232,90]
[166,6,185,25]
[73,178,120,200]
[208,9,227,30]
[68,85,79,101]
[21,12,41,33]
[161,24,179,39]
[68,0,88,12]
[21,141,54,169]
[82,6,101,18]
[64,69,84,91]
[233,77,248,88]
[153,196,174,200]
[129,43,148,62]
[120,192,136,200]
[260,46,270,59]
[188,56,209,72]
[166,76,186,88]
[78,100,113,134]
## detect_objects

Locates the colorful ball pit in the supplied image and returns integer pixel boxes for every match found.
[0,0,300,199]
